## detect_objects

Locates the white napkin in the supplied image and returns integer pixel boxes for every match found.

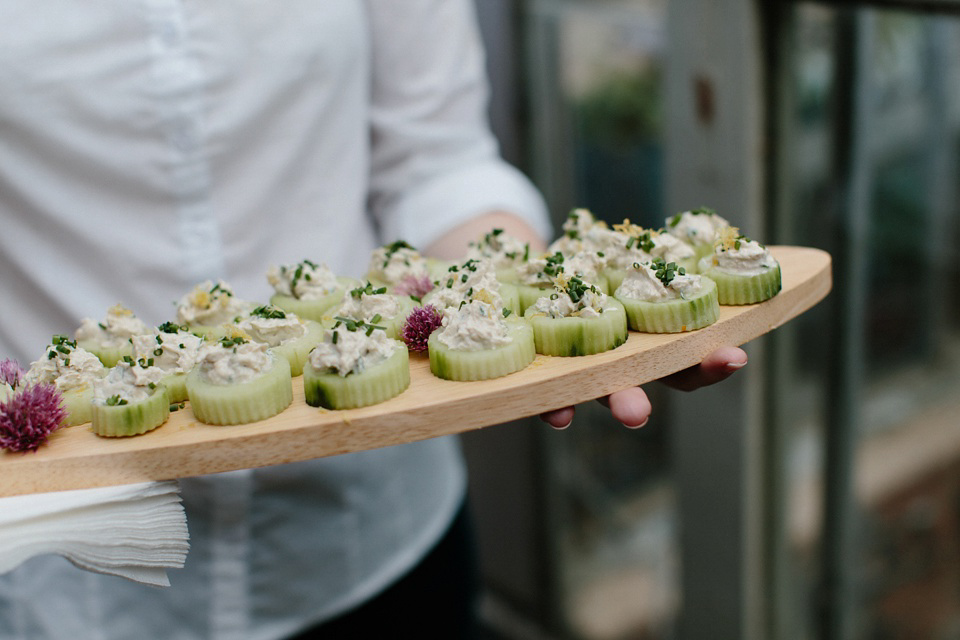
[0,481,189,587]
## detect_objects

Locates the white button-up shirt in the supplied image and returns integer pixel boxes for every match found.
[0,2,550,638]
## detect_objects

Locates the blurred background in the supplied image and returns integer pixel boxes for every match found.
[463,1,960,639]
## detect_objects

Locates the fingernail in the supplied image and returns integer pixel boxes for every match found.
[725,361,747,371]
[553,418,573,430]
[625,417,649,430]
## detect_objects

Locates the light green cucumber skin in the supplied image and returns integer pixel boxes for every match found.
[602,269,628,297]
[698,261,782,305]
[499,283,521,315]
[321,296,416,341]
[62,386,96,426]
[269,277,360,323]
[186,355,293,425]
[428,318,535,381]
[269,321,326,377]
[302,343,409,410]
[616,278,720,333]
[495,267,520,284]
[427,258,454,281]
[161,372,189,404]
[523,299,628,357]
[691,243,715,264]
[77,340,133,368]
[184,324,232,341]
[91,385,170,437]
[515,283,553,314]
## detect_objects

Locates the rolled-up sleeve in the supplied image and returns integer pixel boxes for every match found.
[364,0,552,249]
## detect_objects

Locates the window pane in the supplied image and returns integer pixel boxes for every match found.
[777,5,960,638]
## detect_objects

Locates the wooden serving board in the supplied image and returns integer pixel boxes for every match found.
[0,246,831,497]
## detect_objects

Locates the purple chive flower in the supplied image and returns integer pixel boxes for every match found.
[400,305,444,353]
[393,274,434,299]
[0,359,24,390]
[0,383,68,453]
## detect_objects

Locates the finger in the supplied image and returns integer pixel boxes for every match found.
[662,346,747,392]
[540,405,575,430]
[599,387,652,428]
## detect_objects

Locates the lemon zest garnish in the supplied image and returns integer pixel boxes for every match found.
[716,226,741,251]
[612,218,648,237]
[472,288,495,305]
[224,326,250,341]
[552,271,571,292]
[190,289,211,309]
[108,303,134,317]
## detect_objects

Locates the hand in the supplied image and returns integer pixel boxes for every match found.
[539,346,748,429]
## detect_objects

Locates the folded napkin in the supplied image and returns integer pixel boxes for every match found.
[0,481,189,587]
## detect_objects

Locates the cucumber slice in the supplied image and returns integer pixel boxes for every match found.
[62,386,95,426]
[303,343,410,410]
[428,318,535,381]
[186,355,293,425]
[516,277,607,314]
[323,295,417,341]
[76,340,133,368]
[91,384,170,437]
[515,283,554,314]
[499,283,521,315]
[266,320,326,377]
[160,371,189,404]
[698,261,782,305]
[602,268,629,297]
[183,323,232,341]
[616,277,720,333]
[269,276,359,323]
[523,299,628,357]
[496,266,520,283]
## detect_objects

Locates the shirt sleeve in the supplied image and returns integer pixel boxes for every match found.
[363,0,552,249]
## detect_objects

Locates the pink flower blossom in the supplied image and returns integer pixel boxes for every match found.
[400,305,444,353]
[0,383,67,453]
[0,359,23,389]
[393,274,434,299]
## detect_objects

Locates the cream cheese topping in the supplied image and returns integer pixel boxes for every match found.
[367,242,430,284]
[24,336,105,392]
[666,208,730,247]
[425,259,503,311]
[616,262,704,302]
[237,313,308,348]
[310,325,397,377]
[333,289,402,322]
[74,304,150,348]
[562,251,605,283]
[131,326,204,374]
[517,252,566,286]
[195,338,273,385]
[465,229,529,269]
[93,359,166,404]
[548,209,613,256]
[530,277,609,319]
[649,232,696,264]
[710,230,778,276]
[435,300,512,351]
[267,260,340,300]
[176,280,252,327]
